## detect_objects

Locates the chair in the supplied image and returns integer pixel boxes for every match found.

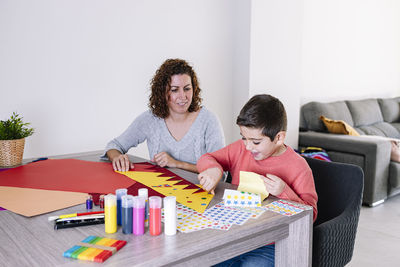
[304,157,364,267]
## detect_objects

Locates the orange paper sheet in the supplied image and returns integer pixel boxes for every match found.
[0,186,88,217]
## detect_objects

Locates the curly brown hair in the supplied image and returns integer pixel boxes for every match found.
[149,58,202,118]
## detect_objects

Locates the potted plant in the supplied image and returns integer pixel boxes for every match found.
[0,112,34,167]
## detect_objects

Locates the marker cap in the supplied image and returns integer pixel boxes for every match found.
[133,196,146,208]
[115,188,128,199]
[121,195,134,208]
[104,194,116,206]
[149,196,162,209]
[138,188,148,199]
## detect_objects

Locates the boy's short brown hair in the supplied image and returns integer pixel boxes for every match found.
[236,94,287,141]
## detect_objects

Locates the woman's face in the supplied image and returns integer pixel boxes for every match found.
[166,74,193,115]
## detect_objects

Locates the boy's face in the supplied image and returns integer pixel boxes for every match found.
[239,126,285,161]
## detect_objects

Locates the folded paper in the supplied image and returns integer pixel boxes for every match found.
[237,171,269,200]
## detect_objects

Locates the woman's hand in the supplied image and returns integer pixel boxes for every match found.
[262,173,286,196]
[197,167,223,195]
[107,150,134,172]
[153,152,178,168]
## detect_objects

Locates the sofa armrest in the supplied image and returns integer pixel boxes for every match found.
[299,131,391,206]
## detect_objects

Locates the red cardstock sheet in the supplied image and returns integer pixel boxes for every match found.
[0,159,135,194]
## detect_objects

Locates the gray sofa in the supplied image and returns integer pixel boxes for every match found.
[299,97,400,206]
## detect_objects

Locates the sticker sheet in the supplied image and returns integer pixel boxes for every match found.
[223,189,261,207]
[177,213,231,233]
[265,199,309,216]
[203,202,253,225]
[229,205,267,219]
[162,202,196,221]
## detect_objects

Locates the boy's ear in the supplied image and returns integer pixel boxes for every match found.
[274,131,286,145]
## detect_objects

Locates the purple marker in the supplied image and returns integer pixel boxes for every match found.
[121,195,133,234]
[133,196,145,235]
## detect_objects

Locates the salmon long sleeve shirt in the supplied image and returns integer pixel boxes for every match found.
[197,140,318,222]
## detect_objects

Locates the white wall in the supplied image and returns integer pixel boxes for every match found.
[249,0,304,148]
[301,0,400,104]
[0,0,235,159]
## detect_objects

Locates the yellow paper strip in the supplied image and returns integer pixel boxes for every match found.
[237,171,269,200]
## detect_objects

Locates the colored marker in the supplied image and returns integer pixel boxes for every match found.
[164,196,176,236]
[115,189,127,226]
[55,214,104,222]
[133,196,145,235]
[121,195,133,234]
[149,196,162,236]
[48,211,104,221]
[104,194,117,234]
[55,217,105,230]
[138,188,149,227]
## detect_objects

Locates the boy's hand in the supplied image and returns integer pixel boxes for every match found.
[262,174,286,196]
[198,168,223,195]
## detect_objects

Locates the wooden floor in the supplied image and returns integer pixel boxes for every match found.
[348,195,400,266]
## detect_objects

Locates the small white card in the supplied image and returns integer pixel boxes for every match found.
[223,189,261,208]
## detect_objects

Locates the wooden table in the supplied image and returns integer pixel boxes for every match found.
[0,151,312,266]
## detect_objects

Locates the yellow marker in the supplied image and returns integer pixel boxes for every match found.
[104,194,117,233]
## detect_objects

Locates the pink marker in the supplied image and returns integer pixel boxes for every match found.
[133,196,145,235]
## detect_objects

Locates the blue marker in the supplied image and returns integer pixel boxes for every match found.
[115,188,127,225]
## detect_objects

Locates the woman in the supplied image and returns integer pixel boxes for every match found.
[102,58,225,173]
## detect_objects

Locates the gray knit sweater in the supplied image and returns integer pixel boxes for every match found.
[101,107,225,164]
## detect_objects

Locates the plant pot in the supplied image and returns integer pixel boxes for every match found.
[0,138,25,167]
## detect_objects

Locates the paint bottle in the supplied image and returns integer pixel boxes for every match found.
[121,195,133,234]
[163,196,176,236]
[149,196,162,236]
[115,188,127,226]
[138,188,149,227]
[104,194,117,234]
[86,195,93,210]
[133,196,145,235]
[99,194,105,209]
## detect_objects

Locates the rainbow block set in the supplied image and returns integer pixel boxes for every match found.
[63,236,126,263]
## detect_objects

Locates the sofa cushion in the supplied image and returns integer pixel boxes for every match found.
[346,99,384,127]
[301,101,354,132]
[355,122,400,138]
[390,122,400,133]
[389,162,400,189]
[320,116,360,136]
[378,98,400,123]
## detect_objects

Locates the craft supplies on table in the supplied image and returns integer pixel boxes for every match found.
[149,196,162,236]
[163,196,177,235]
[63,236,126,263]
[121,195,133,234]
[115,188,127,226]
[104,194,117,233]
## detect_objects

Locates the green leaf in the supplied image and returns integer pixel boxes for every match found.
[0,112,35,140]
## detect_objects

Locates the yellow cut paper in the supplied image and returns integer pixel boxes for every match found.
[118,171,213,213]
[237,171,269,200]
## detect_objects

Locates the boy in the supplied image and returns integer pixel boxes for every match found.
[197,94,317,267]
